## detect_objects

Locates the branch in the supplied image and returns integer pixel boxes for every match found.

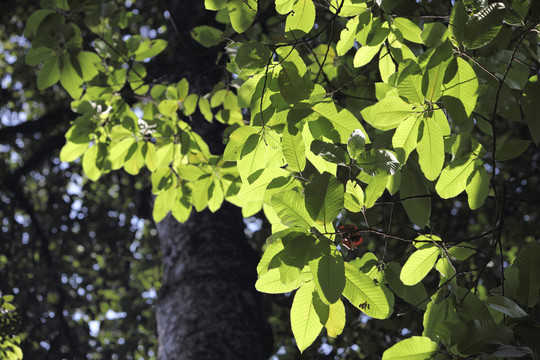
[0,107,70,143]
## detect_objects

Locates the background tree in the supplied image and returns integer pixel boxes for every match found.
[2,0,540,359]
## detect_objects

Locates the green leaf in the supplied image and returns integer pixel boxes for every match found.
[496,139,531,161]
[198,97,213,122]
[421,22,448,48]
[77,51,100,82]
[290,282,324,353]
[449,1,467,47]
[329,0,367,16]
[357,149,399,176]
[463,3,506,50]
[382,336,438,360]
[435,257,455,280]
[171,187,192,223]
[109,137,136,170]
[190,25,223,48]
[344,180,364,212]
[393,17,422,44]
[486,295,528,318]
[337,16,360,56]
[134,39,167,61]
[238,167,289,202]
[456,319,513,355]
[82,144,102,181]
[272,191,314,229]
[465,165,489,210]
[442,57,479,122]
[153,188,173,222]
[523,76,540,145]
[400,244,440,286]
[514,242,540,307]
[257,240,284,276]
[205,0,227,10]
[60,141,89,163]
[343,263,391,319]
[60,53,83,99]
[26,46,53,66]
[397,60,424,106]
[191,175,213,211]
[278,65,310,104]
[236,41,272,72]
[379,46,395,83]
[24,9,56,37]
[361,96,416,131]
[312,102,368,143]
[385,262,429,309]
[325,299,346,338]
[347,129,367,159]
[282,125,306,172]
[417,116,444,181]
[223,126,260,161]
[281,234,316,271]
[304,172,344,226]
[363,173,389,209]
[435,152,478,199]
[422,297,454,343]
[255,268,304,293]
[400,167,430,227]
[309,241,345,304]
[158,99,179,117]
[422,41,452,103]
[37,56,61,90]
[275,0,295,14]
[353,43,382,68]
[449,242,476,261]
[393,114,422,163]
[285,0,316,39]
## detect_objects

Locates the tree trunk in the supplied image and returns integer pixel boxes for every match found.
[156,204,271,359]
[153,2,271,358]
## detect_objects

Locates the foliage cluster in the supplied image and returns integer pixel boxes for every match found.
[14,0,540,357]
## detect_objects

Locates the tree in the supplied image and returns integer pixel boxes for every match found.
[3,0,540,358]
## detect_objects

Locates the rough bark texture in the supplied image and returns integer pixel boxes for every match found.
[156,204,271,360]
[154,1,272,359]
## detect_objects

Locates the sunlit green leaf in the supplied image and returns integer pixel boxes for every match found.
[465,165,489,210]
[290,282,324,353]
[325,299,346,338]
[37,56,61,90]
[285,0,316,39]
[343,263,391,319]
[329,0,367,16]
[382,336,438,360]
[400,243,440,286]
[435,153,478,199]
[361,96,416,131]
[304,172,344,225]
[393,17,422,44]
[309,241,345,304]
[442,57,478,122]
[256,268,304,293]
[272,191,313,229]
[417,116,444,181]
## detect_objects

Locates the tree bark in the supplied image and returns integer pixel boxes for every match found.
[156,204,271,360]
[153,1,271,359]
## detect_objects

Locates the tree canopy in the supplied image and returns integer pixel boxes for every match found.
[2,0,540,358]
